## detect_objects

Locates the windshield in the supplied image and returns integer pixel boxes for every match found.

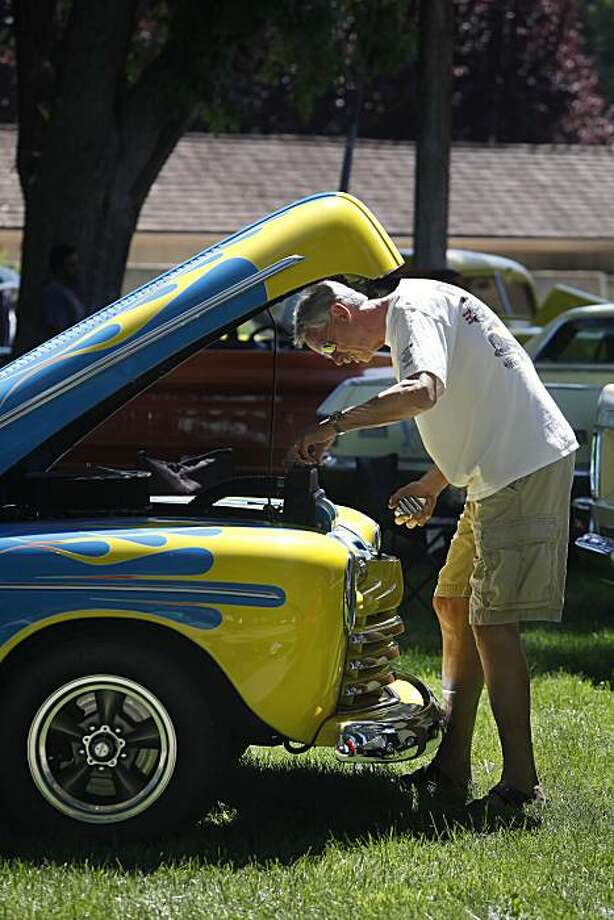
[538,317,614,364]
[465,275,535,320]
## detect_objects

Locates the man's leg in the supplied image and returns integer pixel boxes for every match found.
[432,595,484,787]
[472,622,538,795]
[467,456,575,800]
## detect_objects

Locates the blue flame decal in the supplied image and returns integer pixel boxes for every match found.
[0,544,214,579]
[74,323,123,350]
[0,525,286,645]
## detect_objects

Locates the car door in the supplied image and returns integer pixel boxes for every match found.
[533,313,614,476]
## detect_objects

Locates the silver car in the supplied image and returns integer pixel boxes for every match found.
[318,303,614,508]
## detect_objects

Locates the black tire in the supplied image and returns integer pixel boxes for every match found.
[0,633,237,839]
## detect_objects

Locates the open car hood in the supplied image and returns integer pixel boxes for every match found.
[0,193,402,479]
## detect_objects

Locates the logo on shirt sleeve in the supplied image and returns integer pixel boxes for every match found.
[461,299,482,325]
[460,295,525,371]
[399,341,418,377]
[487,331,524,370]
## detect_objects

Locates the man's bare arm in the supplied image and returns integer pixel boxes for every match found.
[419,463,449,494]
[292,372,439,465]
[332,372,439,433]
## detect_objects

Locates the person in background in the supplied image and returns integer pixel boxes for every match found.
[291,278,577,823]
[41,244,86,339]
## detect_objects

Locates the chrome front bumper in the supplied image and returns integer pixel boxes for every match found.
[313,549,443,764]
[334,673,444,764]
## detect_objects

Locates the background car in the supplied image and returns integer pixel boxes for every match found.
[526,303,614,487]
[574,383,614,567]
[397,248,600,342]
[317,302,614,518]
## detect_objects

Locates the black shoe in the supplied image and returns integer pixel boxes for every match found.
[401,762,473,810]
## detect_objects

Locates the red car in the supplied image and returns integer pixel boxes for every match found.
[63,311,389,474]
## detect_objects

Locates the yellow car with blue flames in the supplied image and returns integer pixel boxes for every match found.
[0,193,443,838]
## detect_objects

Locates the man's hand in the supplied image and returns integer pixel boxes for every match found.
[388,479,438,529]
[291,421,337,465]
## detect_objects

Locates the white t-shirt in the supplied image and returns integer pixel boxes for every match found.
[384,279,578,501]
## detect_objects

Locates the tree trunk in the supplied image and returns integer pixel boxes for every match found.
[17,116,192,349]
[339,79,365,193]
[13,0,197,353]
[413,0,454,271]
[17,145,140,346]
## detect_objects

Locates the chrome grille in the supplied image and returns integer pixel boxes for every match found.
[340,555,405,710]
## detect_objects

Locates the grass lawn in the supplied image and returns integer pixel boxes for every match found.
[0,554,612,919]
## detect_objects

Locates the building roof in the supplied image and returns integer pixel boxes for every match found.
[1,127,614,239]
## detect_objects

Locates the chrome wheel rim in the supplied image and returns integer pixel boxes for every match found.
[27,675,177,824]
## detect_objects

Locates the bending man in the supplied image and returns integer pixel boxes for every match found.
[291,279,577,815]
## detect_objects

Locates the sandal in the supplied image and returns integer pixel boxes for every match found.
[468,781,545,829]
[489,782,545,809]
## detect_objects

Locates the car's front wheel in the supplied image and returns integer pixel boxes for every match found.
[0,634,238,838]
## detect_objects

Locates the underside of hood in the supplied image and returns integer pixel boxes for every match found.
[0,192,402,482]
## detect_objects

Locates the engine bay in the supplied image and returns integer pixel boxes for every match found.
[2,457,336,532]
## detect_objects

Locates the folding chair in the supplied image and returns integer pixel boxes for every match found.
[402,514,457,612]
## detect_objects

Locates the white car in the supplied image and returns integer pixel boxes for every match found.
[574,383,614,567]
[318,303,614,507]
[526,304,614,482]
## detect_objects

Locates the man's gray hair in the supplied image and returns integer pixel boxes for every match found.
[293,280,367,347]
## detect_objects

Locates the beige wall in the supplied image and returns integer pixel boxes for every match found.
[126,232,220,267]
[125,231,614,272]
[123,231,614,302]
[3,227,614,300]
[449,237,614,274]
[0,229,21,267]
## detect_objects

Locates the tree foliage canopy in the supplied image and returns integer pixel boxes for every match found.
[1,0,611,350]
[2,1,610,141]
[221,0,614,143]
[579,0,614,105]
[8,0,417,349]
[454,0,614,143]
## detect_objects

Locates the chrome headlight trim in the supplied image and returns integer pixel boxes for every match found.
[331,524,375,558]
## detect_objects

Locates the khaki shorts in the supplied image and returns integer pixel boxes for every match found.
[434,454,575,625]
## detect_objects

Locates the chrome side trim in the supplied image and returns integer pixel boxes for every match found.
[542,382,606,390]
[0,255,304,430]
[591,430,602,500]
[0,583,283,603]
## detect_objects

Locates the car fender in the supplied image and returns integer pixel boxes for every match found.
[0,522,350,743]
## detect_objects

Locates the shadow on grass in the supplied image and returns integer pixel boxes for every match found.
[0,554,601,870]
[0,758,520,871]
[400,552,613,685]
[523,627,613,684]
